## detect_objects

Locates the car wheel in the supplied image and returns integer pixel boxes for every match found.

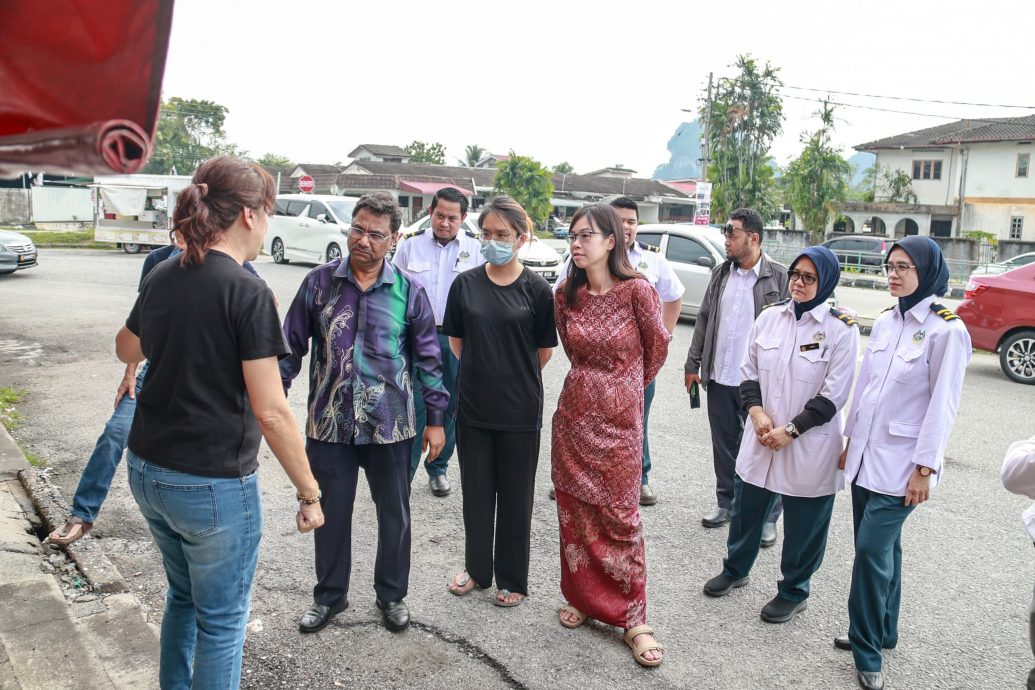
[1000,330,1035,385]
[271,238,288,264]
[123,243,141,254]
[326,243,342,262]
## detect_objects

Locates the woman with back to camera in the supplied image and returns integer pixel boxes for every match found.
[551,204,669,667]
[115,156,324,690]
[443,195,557,608]
[834,235,971,690]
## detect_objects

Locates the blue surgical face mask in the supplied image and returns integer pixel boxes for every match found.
[480,239,515,266]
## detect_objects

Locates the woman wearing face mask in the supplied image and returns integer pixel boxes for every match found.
[834,236,971,690]
[552,204,669,667]
[442,195,557,607]
[702,246,859,627]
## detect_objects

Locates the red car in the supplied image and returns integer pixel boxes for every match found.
[957,263,1035,384]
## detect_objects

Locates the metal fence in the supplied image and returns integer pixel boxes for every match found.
[765,243,989,284]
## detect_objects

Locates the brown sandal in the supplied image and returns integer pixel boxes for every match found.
[48,516,92,546]
[624,625,664,667]
[558,603,587,628]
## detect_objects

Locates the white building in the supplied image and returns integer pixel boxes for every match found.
[345,145,411,164]
[839,115,1035,241]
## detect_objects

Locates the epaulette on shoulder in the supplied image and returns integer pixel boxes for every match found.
[830,307,858,327]
[402,227,426,239]
[464,227,478,238]
[762,298,791,310]
[639,241,661,253]
[881,305,895,313]
[930,302,960,321]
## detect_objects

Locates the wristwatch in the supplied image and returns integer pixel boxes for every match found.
[784,422,799,439]
[917,465,936,477]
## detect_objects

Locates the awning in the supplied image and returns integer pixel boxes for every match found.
[399,180,473,196]
[550,197,585,208]
[0,0,175,178]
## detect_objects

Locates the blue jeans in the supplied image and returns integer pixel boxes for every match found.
[71,363,148,523]
[409,332,458,479]
[641,379,656,485]
[127,451,263,690]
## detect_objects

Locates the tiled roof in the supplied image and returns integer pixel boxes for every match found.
[349,161,497,187]
[335,172,475,195]
[551,173,692,200]
[856,115,1035,150]
[347,144,410,158]
[295,163,345,176]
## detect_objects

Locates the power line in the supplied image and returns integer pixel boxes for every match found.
[780,93,1035,126]
[781,84,1035,110]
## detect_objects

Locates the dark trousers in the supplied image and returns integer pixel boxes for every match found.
[307,438,411,607]
[456,421,539,595]
[723,476,835,602]
[410,332,459,479]
[706,382,782,523]
[641,379,656,485]
[848,482,915,673]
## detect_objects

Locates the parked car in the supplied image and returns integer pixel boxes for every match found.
[820,235,889,273]
[957,262,1035,384]
[970,251,1035,278]
[631,224,726,317]
[0,229,38,275]
[397,211,563,282]
[264,194,360,265]
[551,224,570,239]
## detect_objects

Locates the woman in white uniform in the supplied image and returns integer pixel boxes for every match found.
[835,235,971,690]
[703,246,859,626]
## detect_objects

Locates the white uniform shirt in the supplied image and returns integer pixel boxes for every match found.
[392,228,484,326]
[712,261,761,387]
[554,241,685,303]
[842,294,971,496]
[736,301,860,497]
[1000,434,1035,539]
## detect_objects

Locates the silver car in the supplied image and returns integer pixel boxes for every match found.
[634,223,726,318]
[0,229,38,275]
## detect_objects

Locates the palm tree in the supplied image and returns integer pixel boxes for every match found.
[462,144,485,167]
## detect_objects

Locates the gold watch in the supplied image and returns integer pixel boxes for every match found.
[917,465,936,477]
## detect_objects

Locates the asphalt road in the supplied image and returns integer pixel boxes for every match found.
[0,249,1031,689]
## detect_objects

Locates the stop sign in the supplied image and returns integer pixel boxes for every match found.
[298,175,315,193]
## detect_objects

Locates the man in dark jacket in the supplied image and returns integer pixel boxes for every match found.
[683,208,790,546]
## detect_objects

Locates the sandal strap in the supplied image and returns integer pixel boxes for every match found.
[623,624,655,642]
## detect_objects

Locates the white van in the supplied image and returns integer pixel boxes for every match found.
[264,194,360,265]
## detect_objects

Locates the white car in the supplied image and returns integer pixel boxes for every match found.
[399,211,563,282]
[971,251,1035,277]
[265,194,360,265]
[632,224,727,318]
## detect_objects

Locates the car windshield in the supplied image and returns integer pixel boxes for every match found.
[706,237,724,255]
[326,201,356,224]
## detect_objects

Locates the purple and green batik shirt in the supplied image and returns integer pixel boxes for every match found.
[280,257,448,445]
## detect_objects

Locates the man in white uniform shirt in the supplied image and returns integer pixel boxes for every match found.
[554,196,684,506]
[1001,433,1035,690]
[683,208,789,546]
[392,187,485,496]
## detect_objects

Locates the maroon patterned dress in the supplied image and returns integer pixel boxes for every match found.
[552,277,668,628]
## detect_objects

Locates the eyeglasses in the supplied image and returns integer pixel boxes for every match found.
[882,262,916,276]
[567,231,604,244]
[788,270,818,286]
[348,226,392,243]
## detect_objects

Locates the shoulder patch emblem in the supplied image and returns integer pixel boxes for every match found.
[930,302,960,321]
[830,307,858,327]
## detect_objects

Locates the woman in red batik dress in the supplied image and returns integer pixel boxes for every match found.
[552,204,669,668]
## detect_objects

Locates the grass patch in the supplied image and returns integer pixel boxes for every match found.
[15,229,117,250]
[22,449,45,468]
[0,386,26,430]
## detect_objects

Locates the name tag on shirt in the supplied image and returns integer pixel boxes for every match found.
[800,343,820,352]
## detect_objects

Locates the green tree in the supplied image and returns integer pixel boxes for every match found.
[878,167,918,204]
[405,141,446,165]
[258,153,294,168]
[553,162,574,174]
[461,144,485,167]
[784,99,852,243]
[145,97,236,174]
[700,55,784,222]
[493,151,555,226]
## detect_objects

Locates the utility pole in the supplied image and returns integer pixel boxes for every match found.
[701,72,713,183]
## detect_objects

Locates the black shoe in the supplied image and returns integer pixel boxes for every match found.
[298,599,348,633]
[549,487,556,501]
[376,598,410,631]
[760,521,777,548]
[835,635,896,651]
[429,474,451,497]
[759,596,807,623]
[702,507,731,528]
[703,572,749,597]
[857,670,884,690]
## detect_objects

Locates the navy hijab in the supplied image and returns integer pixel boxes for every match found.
[789,246,841,320]
[889,236,949,313]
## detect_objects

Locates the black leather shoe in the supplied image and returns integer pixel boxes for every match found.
[759,596,807,623]
[703,572,749,597]
[429,474,451,497]
[376,598,410,631]
[298,599,348,633]
[835,635,896,651]
[701,507,730,528]
[857,670,884,690]
[548,487,556,501]
[760,521,777,548]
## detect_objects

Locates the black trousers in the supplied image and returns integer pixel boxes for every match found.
[706,382,782,522]
[456,421,539,594]
[307,438,411,606]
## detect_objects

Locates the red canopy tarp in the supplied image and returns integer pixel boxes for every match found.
[0,0,174,177]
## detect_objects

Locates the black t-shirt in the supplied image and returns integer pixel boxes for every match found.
[442,266,558,431]
[126,251,289,477]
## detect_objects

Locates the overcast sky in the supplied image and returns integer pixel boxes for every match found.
[161,0,1035,177]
